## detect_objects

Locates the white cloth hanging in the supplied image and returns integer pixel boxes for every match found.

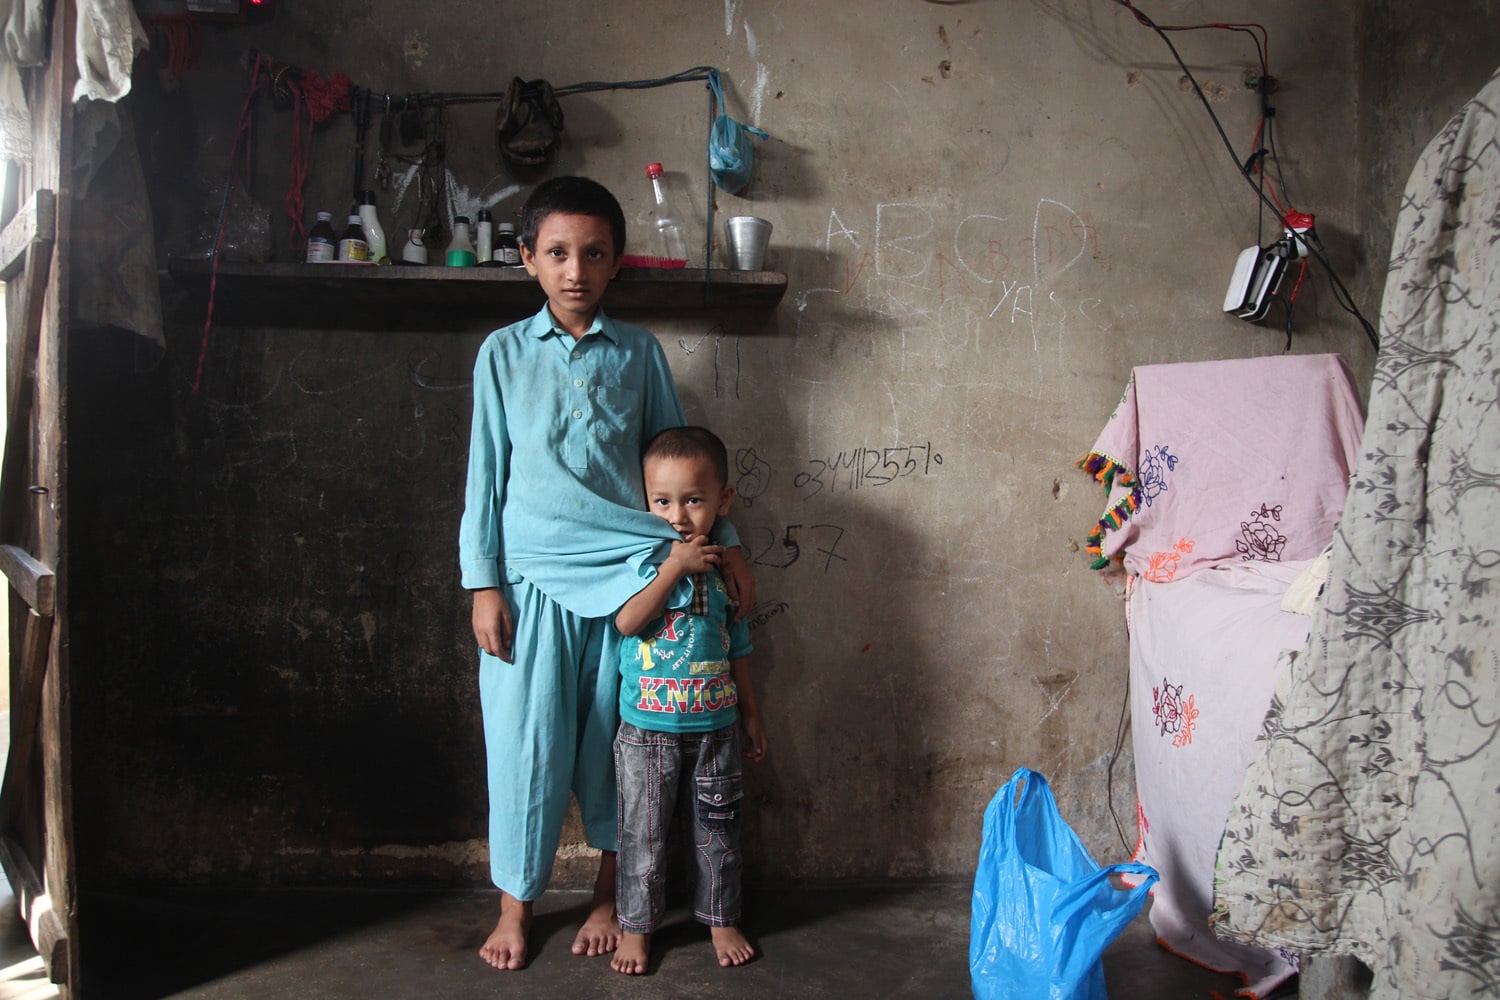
[0,0,46,162]
[73,0,147,103]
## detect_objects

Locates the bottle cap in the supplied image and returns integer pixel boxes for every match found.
[498,222,516,232]
[646,162,664,178]
[477,208,493,222]
[316,211,332,221]
[348,215,362,224]
[360,190,377,206]
[454,215,470,225]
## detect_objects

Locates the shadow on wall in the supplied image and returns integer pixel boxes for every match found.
[677,357,962,880]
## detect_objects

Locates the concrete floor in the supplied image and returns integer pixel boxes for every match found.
[68,882,1283,999]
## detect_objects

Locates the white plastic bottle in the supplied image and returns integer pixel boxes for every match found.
[447,216,477,267]
[475,208,494,265]
[400,228,428,264]
[645,162,688,263]
[357,190,389,264]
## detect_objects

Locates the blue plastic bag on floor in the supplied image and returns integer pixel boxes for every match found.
[970,768,1158,1000]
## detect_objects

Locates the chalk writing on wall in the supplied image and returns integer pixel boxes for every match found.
[677,326,740,400]
[794,442,942,499]
[797,198,1119,354]
[746,523,848,573]
[734,447,773,507]
[745,599,790,632]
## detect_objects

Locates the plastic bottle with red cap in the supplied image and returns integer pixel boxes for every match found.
[645,162,688,264]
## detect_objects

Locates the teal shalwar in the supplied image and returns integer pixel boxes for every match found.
[459,305,726,901]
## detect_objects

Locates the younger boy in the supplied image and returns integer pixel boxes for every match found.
[610,425,768,975]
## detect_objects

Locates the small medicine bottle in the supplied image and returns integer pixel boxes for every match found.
[495,222,522,267]
[337,214,370,263]
[447,215,477,267]
[306,211,336,262]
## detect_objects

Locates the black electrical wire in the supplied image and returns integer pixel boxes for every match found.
[1266,106,1295,216]
[554,65,716,97]
[367,66,719,109]
[1115,0,1380,352]
[1105,667,1134,856]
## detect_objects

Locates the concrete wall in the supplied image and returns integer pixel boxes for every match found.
[67,0,1493,889]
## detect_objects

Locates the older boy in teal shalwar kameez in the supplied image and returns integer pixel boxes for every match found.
[458,176,752,972]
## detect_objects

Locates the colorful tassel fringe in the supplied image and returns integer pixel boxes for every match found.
[1076,451,1141,570]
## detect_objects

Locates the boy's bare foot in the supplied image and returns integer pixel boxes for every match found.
[479,892,531,971]
[572,900,621,956]
[611,931,651,974]
[571,850,621,956]
[711,925,755,967]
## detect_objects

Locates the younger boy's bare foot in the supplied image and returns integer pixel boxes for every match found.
[611,931,651,974]
[571,850,621,956]
[711,925,755,967]
[480,892,531,971]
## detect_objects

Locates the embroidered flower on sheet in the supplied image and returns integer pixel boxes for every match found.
[1138,444,1178,508]
[1237,502,1288,562]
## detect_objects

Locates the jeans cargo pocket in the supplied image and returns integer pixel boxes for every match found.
[695,774,743,834]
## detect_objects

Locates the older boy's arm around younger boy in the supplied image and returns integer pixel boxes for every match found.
[731,656,767,762]
[615,533,723,637]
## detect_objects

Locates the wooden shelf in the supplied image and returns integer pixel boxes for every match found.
[166,257,787,330]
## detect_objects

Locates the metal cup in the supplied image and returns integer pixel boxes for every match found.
[723,216,772,270]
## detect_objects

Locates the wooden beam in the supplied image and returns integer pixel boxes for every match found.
[0,545,53,615]
[0,609,54,831]
[0,189,55,281]
[0,835,68,983]
[0,188,56,543]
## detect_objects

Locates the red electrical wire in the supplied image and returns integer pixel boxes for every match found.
[282,70,353,248]
[1119,3,1298,217]
[282,73,310,247]
[193,50,265,396]
[1117,2,1269,75]
[1288,258,1309,303]
[140,14,202,80]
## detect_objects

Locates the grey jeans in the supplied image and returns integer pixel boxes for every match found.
[614,720,744,932]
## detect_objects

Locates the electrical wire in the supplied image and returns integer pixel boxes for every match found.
[1266,106,1295,214]
[195,50,266,395]
[373,67,719,109]
[1283,258,1309,352]
[554,65,716,97]
[1105,667,1134,856]
[1115,0,1380,352]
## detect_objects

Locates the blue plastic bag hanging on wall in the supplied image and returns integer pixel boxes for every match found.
[969,767,1158,1000]
[707,69,768,194]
